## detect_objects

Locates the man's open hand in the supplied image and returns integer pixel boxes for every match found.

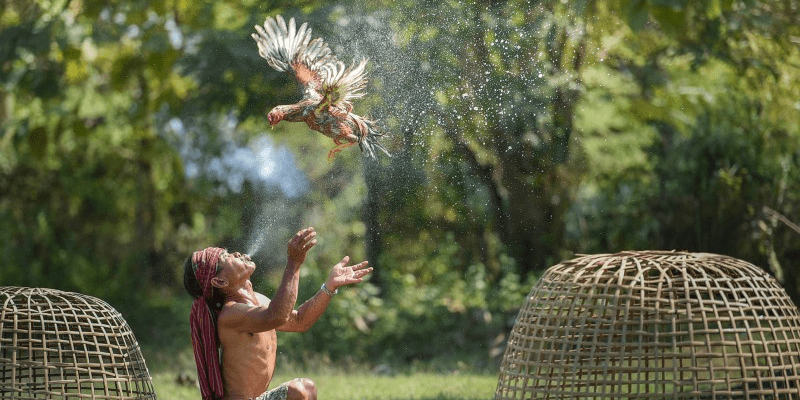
[287,227,317,268]
[326,256,372,291]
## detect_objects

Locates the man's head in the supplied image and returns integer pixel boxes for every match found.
[183,247,224,299]
[183,248,256,299]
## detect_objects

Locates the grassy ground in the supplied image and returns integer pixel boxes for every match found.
[145,344,498,400]
[140,314,500,400]
[152,370,498,400]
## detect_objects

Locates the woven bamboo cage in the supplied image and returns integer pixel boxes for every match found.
[495,251,800,400]
[0,287,157,399]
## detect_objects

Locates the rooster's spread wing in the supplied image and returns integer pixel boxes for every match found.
[252,15,368,111]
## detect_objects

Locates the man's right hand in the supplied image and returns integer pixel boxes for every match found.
[287,227,317,268]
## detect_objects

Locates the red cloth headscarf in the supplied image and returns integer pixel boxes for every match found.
[189,247,226,400]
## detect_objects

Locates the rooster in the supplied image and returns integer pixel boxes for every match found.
[252,15,390,160]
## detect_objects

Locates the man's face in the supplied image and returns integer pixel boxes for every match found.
[217,251,255,280]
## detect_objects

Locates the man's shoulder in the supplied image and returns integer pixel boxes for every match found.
[216,301,256,332]
[217,294,270,320]
[216,294,278,334]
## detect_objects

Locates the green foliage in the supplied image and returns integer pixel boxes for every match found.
[271,227,528,367]
[570,0,800,299]
[2,0,799,377]
[2,0,232,303]
[570,93,799,253]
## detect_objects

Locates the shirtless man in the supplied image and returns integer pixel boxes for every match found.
[183,227,372,400]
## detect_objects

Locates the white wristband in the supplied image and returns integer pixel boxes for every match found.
[320,283,337,296]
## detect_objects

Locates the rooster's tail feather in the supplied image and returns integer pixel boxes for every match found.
[356,117,390,160]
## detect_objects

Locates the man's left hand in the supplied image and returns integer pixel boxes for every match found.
[326,256,372,291]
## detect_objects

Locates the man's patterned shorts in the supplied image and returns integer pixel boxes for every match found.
[254,382,288,400]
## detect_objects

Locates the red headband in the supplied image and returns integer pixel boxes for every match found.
[189,247,225,400]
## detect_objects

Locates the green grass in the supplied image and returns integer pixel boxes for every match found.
[152,371,498,400]
[142,338,499,400]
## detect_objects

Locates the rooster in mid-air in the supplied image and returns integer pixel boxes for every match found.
[252,15,390,160]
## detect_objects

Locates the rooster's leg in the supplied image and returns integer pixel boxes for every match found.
[327,141,357,162]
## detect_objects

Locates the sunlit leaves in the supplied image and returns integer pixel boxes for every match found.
[615,0,731,34]
[1,0,209,297]
[212,2,248,31]
[570,0,800,301]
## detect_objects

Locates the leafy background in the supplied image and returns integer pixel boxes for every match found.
[2,0,798,378]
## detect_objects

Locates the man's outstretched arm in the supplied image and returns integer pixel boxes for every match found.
[279,256,372,332]
[218,227,317,333]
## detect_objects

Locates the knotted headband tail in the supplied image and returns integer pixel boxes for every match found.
[189,247,226,400]
[191,299,224,400]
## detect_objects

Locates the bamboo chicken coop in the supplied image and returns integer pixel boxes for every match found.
[495,251,800,400]
[0,286,156,399]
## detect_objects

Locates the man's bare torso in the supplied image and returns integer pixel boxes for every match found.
[218,292,277,400]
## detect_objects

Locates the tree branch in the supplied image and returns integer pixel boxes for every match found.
[764,206,800,235]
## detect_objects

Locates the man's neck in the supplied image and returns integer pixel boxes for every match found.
[222,280,258,306]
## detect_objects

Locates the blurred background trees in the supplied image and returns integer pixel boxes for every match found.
[2,0,798,371]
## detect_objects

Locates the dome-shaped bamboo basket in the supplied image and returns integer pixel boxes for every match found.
[0,287,156,399]
[495,251,800,400]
